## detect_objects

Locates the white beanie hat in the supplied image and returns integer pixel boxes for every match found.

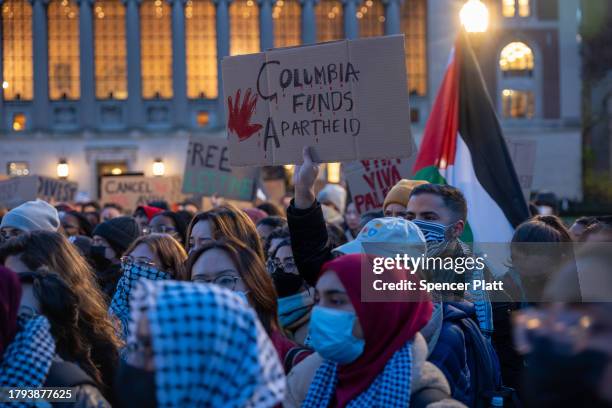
[0,199,60,233]
[317,184,347,215]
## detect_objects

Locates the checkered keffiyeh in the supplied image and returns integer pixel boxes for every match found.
[0,315,55,408]
[302,341,413,408]
[126,280,286,408]
[109,261,170,339]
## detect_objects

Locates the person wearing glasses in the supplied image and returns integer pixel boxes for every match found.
[186,238,311,372]
[109,234,188,339]
[147,211,192,248]
[268,237,314,345]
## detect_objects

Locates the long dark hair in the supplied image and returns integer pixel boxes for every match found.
[0,232,122,392]
[21,267,103,387]
[185,238,279,334]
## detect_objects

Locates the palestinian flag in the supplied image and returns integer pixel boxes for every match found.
[413,32,529,243]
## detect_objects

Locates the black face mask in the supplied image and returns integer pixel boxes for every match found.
[114,360,157,408]
[522,336,611,408]
[271,268,304,298]
[90,245,112,271]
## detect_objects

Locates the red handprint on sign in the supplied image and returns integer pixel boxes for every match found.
[227,88,263,141]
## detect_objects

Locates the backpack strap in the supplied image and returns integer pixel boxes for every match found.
[283,346,311,373]
[410,387,452,408]
[45,361,96,388]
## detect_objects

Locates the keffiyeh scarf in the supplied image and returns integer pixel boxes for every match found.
[126,280,286,408]
[109,261,170,339]
[302,341,413,408]
[0,315,55,408]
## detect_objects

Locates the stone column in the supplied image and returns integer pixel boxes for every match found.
[215,0,230,123]
[78,0,96,128]
[170,0,188,127]
[124,0,143,127]
[383,0,400,35]
[300,0,317,44]
[32,0,50,130]
[342,0,358,39]
[259,0,273,50]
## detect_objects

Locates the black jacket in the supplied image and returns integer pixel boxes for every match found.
[287,200,334,287]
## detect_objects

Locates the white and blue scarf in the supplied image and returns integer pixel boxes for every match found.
[302,341,413,408]
[126,280,286,408]
[0,315,56,408]
[109,261,170,339]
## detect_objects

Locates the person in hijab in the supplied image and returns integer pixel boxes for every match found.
[115,280,286,408]
[61,210,94,238]
[286,254,463,408]
[0,266,111,407]
[109,234,187,339]
[186,238,311,371]
[147,210,192,248]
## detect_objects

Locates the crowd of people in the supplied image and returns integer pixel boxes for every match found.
[0,149,611,407]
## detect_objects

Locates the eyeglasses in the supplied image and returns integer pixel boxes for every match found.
[267,258,297,273]
[147,225,177,234]
[0,228,23,241]
[192,273,242,290]
[120,256,158,269]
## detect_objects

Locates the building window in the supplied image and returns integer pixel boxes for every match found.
[401,0,427,96]
[186,0,217,99]
[500,41,534,77]
[2,0,33,101]
[358,0,384,37]
[274,0,301,48]
[502,89,534,119]
[7,161,30,176]
[230,0,260,56]
[141,0,173,99]
[502,0,530,17]
[48,0,80,100]
[94,0,127,99]
[316,0,343,42]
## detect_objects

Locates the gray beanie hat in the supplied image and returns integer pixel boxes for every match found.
[0,199,60,233]
[317,184,347,215]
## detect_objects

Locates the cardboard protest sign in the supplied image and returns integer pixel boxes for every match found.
[344,158,415,214]
[507,140,536,197]
[101,176,183,211]
[222,35,414,166]
[0,176,78,209]
[182,135,259,201]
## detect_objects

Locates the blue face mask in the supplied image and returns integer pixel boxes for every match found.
[308,306,365,364]
[412,219,449,243]
[278,290,314,327]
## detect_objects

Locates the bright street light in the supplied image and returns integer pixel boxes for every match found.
[460,0,489,33]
